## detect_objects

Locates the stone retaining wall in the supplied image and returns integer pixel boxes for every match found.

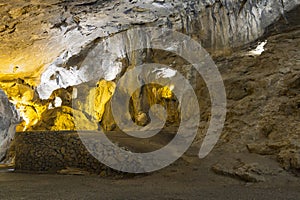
[12,131,109,174]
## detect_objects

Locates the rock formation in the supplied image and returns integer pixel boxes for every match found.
[0,0,298,82]
[0,89,21,162]
[0,0,299,176]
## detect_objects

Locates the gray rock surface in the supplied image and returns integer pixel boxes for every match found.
[34,0,300,99]
[0,0,299,88]
[0,90,20,162]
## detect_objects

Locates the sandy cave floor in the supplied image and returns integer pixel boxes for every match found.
[1,151,300,200]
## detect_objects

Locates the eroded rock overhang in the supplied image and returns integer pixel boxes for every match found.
[0,0,299,132]
[0,0,299,86]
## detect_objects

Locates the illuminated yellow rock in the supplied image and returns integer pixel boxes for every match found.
[29,106,98,131]
[0,78,116,131]
[0,80,34,103]
[157,85,174,99]
[0,75,179,132]
[81,80,116,122]
[16,105,39,131]
[0,80,41,131]
[144,84,179,125]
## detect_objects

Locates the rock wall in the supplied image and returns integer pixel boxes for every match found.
[0,0,299,80]
[13,131,109,174]
[213,10,300,175]
[0,1,299,175]
[0,89,21,162]
[0,1,299,131]
[35,0,300,99]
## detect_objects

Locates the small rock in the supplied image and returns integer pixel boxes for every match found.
[247,142,277,155]
[279,67,291,74]
[212,163,265,183]
[99,170,107,177]
[58,167,90,175]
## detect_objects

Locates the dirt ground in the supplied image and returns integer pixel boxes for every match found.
[1,148,300,200]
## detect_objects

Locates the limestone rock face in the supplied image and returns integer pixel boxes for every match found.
[0,89,21,161]
[0,0,298,135]
[33,0,300,99]
[73,80,116,123]
[0,0,299,87]
[215,18,300,173]
[0,0,299,176]
[29,106,98,131]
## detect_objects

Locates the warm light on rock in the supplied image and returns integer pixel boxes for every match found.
[158,85,174,99]
[87,80,116,122]
[0,1,298,190]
